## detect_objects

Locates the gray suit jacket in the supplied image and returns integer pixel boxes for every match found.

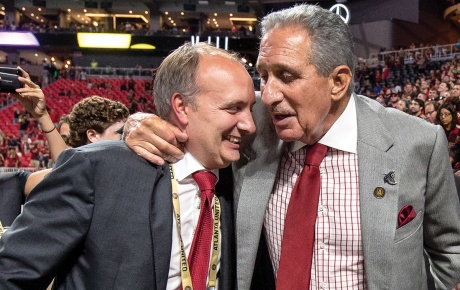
[0,141,235,290]
[234,94,460,289]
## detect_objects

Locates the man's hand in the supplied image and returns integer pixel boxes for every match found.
[124,113,188,165]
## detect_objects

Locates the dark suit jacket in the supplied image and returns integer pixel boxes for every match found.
[0,172,29,227]
[0,141,235,290]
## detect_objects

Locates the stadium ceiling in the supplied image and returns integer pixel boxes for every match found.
[7,0,351,30]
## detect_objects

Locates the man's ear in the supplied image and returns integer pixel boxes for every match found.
[171,92,188,128]
[330,65,352,101]
[86,129,99,144]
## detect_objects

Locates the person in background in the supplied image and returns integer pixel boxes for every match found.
[23,95,129,195]
[57,114,70,146]
[66,96,128,148]
[428,88,439,101]
[4,147,19,168]
[124,4,460,289]
[410,98,426,119]
[0,42,254,290]
[388,92,401,108]
[424,101,440,124]
[417,92,428,103]
[437,102,459,147]
[396,99,410,113]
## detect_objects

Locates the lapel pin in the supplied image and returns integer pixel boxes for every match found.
[374,187,385,198]
[383,170,397,185]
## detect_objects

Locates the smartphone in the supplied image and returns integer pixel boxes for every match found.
[0,72,22,93]
[0,67,21,77]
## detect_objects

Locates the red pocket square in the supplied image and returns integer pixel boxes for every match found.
[398,205,416,228]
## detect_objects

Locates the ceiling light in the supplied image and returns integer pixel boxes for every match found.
[67,9,71,12]
[77,33,132,48]
[198,0,209,4]
[229,17,257,22]
[38,8,41,11]
[165,11,168,15]
[145,11,148,14]
[84,9,87,12]
[129,10,133,14]
[214,13,217,16]
[181,12,184,15]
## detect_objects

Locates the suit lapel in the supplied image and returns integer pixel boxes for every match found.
[150,164,173,290]
[355,95,399,289]
[236,137,285,289]
[216,166,235,290]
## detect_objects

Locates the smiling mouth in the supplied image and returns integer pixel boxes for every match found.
[227,135,241,144]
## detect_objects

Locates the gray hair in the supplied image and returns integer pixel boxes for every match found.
[154,42,243,119]
[260,4,356,94]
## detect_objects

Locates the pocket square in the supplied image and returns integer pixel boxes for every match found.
[398,205,416,228]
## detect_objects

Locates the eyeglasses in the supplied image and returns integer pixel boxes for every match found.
[439,112,452,118]
[425,110,435,115]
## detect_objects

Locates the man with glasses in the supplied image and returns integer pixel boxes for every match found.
[424,101,440,124]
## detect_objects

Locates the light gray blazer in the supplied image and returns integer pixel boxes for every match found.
[234,93,460,289]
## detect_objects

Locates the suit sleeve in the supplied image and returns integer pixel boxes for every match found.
[0,148,95,289]
[0,172,30,227]
[423,125,460,288]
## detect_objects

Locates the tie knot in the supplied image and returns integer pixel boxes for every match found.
[305,143,328,167]
[192,171,217,193]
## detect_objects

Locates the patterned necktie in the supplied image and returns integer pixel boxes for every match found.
[189,171,217,290]
[276,143,328,289]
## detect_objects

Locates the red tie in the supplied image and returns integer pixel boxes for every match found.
[189,171,217,290]
[276,143,328,290]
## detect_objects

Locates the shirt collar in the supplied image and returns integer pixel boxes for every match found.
[292,94,357,154]
[172,150,220,183]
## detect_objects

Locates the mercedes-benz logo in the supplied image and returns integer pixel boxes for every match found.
[329,4,351,24]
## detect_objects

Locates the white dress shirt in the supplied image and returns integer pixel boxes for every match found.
[167,151,220,290]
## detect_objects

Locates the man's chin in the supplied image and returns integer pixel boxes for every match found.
[274,128,303,143]
[222,151,241,166]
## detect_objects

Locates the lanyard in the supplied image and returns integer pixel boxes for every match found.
[169,164,221,289]
[0,220,4,239]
